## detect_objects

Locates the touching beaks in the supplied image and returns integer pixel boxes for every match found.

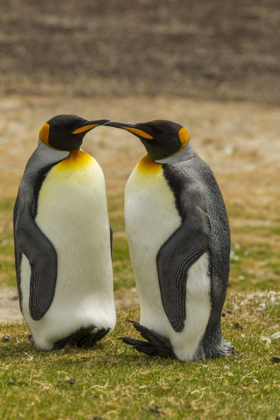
[104,121,153,140]
[104,121,135,129]
[72,119,109,135]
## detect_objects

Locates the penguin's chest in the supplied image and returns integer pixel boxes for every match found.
[35,150,111,278]
[125,156,211,361]
[125,156,181,303]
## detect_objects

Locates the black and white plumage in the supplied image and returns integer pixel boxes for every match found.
[14,115,116,350]
[106,120,235,361]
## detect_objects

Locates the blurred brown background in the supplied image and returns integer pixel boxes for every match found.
[0,0,280,321]
[1,0,280,103]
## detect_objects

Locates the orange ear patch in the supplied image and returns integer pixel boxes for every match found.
[178,127,190,151]
[122,127,153,139]
[72,124,99,134]
[39,123,50,146]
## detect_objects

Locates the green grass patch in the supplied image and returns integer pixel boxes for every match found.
[0,293,279,420]
[0,197,15,212]
[229,241,280,291]
[0,195,279,291]
[0,197,16,288]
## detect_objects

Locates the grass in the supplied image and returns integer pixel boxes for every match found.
[0,193,279,419]
[0,194,279,291]
[0,197,15,289]
[0,293,280,420]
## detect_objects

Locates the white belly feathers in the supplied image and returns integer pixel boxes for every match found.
[20,150,116,350]
[125,155,211,361]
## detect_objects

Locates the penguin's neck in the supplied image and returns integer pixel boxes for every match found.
[155,141,196,165]
[57,149,93,171]
[136,155,162,175]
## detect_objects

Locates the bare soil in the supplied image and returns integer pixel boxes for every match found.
[0,0,280,104]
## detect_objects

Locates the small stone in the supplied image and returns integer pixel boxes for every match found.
[271,356,280,363]
[270,332,280,340]
[68,378,75,386]
[261,336,271,344]
[222,312,226,317]
[2,335,11,342]
[234,323,244,330]
[9,376,16,385]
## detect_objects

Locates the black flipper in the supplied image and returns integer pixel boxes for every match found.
[156,204,211,333]
[14,143,69,320]
[15,203,58,320]
[119,321,176,359]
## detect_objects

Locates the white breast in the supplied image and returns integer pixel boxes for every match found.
[20,151,116,350]
[125,158,211,361]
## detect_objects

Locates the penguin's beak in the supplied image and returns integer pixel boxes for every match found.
[72,119,109,135]
[104,121,153,140]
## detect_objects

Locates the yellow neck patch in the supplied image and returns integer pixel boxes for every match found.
[57,150,93,171]
[39,123,50,147]
[136,155,161,174]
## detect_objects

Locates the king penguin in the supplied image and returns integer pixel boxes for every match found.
[105,120,235,361]
[14,115,116,350]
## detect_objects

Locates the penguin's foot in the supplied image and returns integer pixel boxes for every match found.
[205,338,237,359]
[71,327,109,348]
[53,326,109,350]
[218,339,237,357]
[119,321,176,359]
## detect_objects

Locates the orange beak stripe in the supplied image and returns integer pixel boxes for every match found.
[122,127,153,140]
[72,124,99,134]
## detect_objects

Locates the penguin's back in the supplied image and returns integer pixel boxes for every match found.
[163,154,231,291]
[20,150,115,349]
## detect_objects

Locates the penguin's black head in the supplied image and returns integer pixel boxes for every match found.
[104,120,190,160]
[39,114,109,151]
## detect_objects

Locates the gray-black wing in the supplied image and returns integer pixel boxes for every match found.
[156,159,213,332]
[157,203,211,332]
[14,143,69,320]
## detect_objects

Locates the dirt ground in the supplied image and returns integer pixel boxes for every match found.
[0,94,279,321]
[1,94,280,197]
[1,0,280,104]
